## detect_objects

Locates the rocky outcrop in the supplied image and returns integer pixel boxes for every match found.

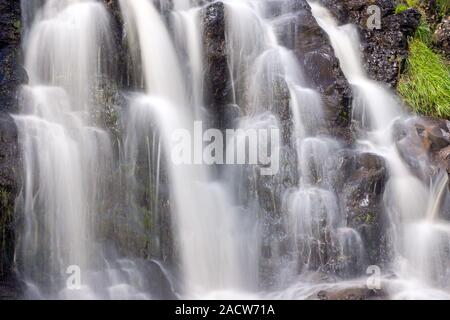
[275,0,353,140]
[202,1,235,130]
[0,0,22,281]
[0,0,25,112]
[0,114,20,279]
[340,151,389,267]
[320,0,421,88]
[414,117,450,175]
[434,16,450,59]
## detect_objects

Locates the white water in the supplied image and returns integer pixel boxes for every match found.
[119,0,254,296]
[15,0,149,299]
[310,2,450,299]
[13,0,450,300]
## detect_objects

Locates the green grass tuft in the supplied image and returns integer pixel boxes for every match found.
[398,39,450,118]
[436,0,450,18]
[415,20,432,44]
[395,4,409,14]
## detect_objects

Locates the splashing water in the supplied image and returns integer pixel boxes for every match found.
[310,1,450,299]
[12,0,450,300]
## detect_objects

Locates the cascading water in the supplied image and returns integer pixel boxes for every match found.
[10,0,450,300]
[14,0,150,299]
[119,0,254,297]
[310,1,450,299]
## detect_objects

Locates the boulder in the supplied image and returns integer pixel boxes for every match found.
[434,16,450,59]
[202,1,234,130]
[283,0,353,140]
[316,285,388,300]
[341,151,390,266]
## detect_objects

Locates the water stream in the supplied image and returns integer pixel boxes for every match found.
[11,0,450,300]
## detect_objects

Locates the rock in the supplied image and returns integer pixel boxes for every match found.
[0,0,26,113]
[0,113,20,279]
[281,0,353,140]
[202,1,234,130]
[394,119,432,180]
[414,117,450,174]
[320,0,421,88]
[434,16,450,59]
[341,151,390,266]
[0,0,22,280]
[418,0,449,26]
[0,278,22,300]
[316,285,388,300]
[416,118,450,152]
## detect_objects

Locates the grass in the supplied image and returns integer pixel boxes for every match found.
[436,0,450,18]
[395,3,409,14]
[398,38,450,118]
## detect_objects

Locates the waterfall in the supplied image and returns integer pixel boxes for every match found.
[14,0,150,299]
[10,0,450,300]
[310,2,450,299]
[119,0,253,297]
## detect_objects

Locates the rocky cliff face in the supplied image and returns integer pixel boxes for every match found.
[0,0,22,284]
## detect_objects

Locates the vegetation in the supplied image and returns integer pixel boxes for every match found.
[396,1,450,118]
[395,3,409,14]
[398,39,450,117]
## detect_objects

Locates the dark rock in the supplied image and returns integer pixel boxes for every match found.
[283,1,353,140]
[434,16,450,59]
[316,285,388,300]
[0,0,22,280]
[202,1,234,130]
[0,0,26,113]
[0,113,20,279]
[341,151,389,266]
[320,0,421,88]
[0,277,23,300]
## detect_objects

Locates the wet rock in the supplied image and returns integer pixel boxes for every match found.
[0,0,22,280]
[202,1,234,130]
[416,118,450,152]
[434,16,450,59]
[394,119,432,180]
[316,285,388,300]
[280,0,353,140]
[0,0,26,113]
[0,278,22,300]
[341,151,389,266]
[0,113,20,279]
[414,117,450,174]
[320,0,421,88]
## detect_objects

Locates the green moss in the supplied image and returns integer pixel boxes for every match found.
[398,38,450,118]
[395,4,409,14]
[13,20,21,31]
[354,212,376,225]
